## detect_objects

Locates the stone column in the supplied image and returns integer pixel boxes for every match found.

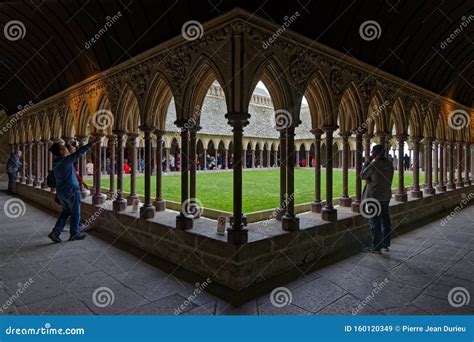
[277,129,287,219]
[165,147,170,172]
[225,112,250,244]
[41,139,49,189]
[107,134,116,199]
[363,133,372,163]
[203,148,207,170]
[27,142,33,185]
[282,126,299,231]
[175,122,193,230]
[446,142,455,190]
[102,146,107,174]
[267,148,271,167]
[113,130,127,211]
[33,141,42,187]
[154,130,166,211]
[352,131,363,212]
[411,137,423,198]
[436,141,446,192]
[140,126,156,219]
[75,136,88,198]
[251,149,255,168]
[395,135,408,201]
[339,132,351,207]
[464,143,471,186]
[424,138,435,195]
[225,149,229,169]
[322,126,338,221]
[127,133,139,205]
[92,133,106,205]
[242,149,246,169]
[305,149,310,168]
[311,129,323,213]
[455,142,464,188]
[189,125,201,203]
[21,142,27,183]
[433,141,439,186]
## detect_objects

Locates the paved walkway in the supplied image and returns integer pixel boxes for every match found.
[0,181,473,315]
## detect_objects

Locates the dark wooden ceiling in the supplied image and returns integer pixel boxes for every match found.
[0,0,472,115]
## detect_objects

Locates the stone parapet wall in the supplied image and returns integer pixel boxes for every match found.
[14,182,474,303]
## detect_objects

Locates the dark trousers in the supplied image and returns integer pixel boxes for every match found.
[368,201,391,250]
[53,191,82,237]
[7,172,16,192]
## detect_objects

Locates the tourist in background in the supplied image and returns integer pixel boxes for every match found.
[86,160,94,175]
[5,150,22,195]
[360,144,394,254]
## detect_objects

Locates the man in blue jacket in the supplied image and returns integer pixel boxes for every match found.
[48,138,98,243]
[6,150,22,195]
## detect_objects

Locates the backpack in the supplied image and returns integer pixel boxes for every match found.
[46,170,56,188]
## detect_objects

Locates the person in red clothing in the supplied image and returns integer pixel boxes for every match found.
[301,158,307,167]
[124,160,130,174]
[311,156,316,167]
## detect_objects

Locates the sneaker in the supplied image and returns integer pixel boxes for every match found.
[362,246,382,254]
[48,231,61,243]
[68,233,87,241]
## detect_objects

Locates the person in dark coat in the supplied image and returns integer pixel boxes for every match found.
[5,150,22,195]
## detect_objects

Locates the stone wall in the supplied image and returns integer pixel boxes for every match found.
[14,182,474,303]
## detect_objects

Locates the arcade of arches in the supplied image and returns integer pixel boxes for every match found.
[8,9,473,294]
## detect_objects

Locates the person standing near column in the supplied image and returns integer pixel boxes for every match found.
[47,138,99,243]
[6,150,22,195]
[360,144,394,254]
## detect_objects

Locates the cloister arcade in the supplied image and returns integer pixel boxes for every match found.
[8,9,473,246]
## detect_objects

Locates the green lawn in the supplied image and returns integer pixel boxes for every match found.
[87,169,425,213]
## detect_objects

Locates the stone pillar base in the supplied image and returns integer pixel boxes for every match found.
[275,209,286,220]
[41,183,48,189]
[411,190,423,198]
[113,199,127,212]
[447,183,456,190]
[81,190,90,199]
[33,181,41,188]
[311,201,322,213]
[153,199,166,211]
[351,200,360,213]
[339,196,352,207]
[227,227,248,244]
[127,194,139,205]
[463,180,471,186]
[107,191,116,200]
[92,193,107,205]
[176,214,193,230]
[282,214,300,231]
[140,205,156,219]
[321,207,337,222]
[436,185,447,192]
[394,192,408,202]
[27,179,33,186]
[424,187,436,195]
[455,182,464,188]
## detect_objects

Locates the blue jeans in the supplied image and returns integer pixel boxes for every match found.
[368,201,391,250]
[7,172,16,192]
[53,191,81,237]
